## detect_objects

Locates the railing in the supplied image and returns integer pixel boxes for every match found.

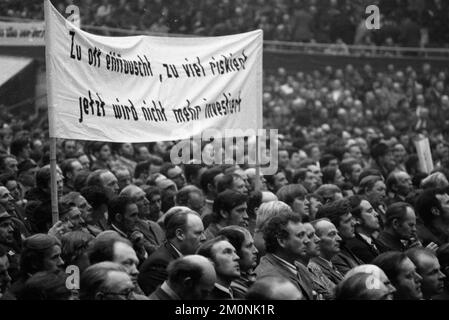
[2,15,449,59]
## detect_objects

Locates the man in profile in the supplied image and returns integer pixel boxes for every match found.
[406,248,446,300]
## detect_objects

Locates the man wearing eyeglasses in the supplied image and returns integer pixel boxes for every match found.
[80,261,136,300]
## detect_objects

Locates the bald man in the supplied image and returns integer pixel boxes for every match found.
[309,219,344,287]
[246,275,303,300]
[120,185,165,256]
[149,255,216,300]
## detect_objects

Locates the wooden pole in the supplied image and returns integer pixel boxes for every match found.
[254,134,261,192]
[50,137,59,225]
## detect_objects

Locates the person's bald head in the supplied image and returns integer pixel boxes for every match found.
[261,191,278,203]
[246,276,303,300]
[167,255,216,300]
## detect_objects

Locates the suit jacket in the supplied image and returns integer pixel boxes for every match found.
[309,257,343,285]
[345,233,380,264]
[376,230,406,253]
[331,242,363,276]
[135,219,165,256]
[148,283,179,300]
[138,241,181,295]
[254,253,314,300]
[207,285,234,300]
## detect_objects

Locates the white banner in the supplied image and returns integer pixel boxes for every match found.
[44,0,263,142]
[414,136,434,174]
[0,20,45,46]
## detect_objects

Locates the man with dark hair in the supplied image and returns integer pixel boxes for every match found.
[369,142,395,179]
[199,167,223,221]
[385,170,413,205]
[265,170,289,193]
[149,255,216,300]
[25,166,64,233]
[80,262,134,300]
[142,186,162,222]
[293,168,320,193]
[246,275,303,300]
[4,234,63,299]
[10,136,31,164]
[80,185,109,233]
[316,199,363,275]
[197,236,240,299]
[406,247,446,299]
[218,226,258,299]
[108,196,139,242]
[345,195,381,263]
[254,213,315,300]
[376,202,418,252]
[184,163,206,188]
[372,251,423,300]
[138,207,205,295]
[60,158,83,194]
[61,140,77,159]
[216,173,249,195]
[415,188,449,246]
[204,190,248,241]
[339,158,363,191]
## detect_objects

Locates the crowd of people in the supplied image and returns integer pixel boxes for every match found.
[1,59,449,301]
[2,0,449,48]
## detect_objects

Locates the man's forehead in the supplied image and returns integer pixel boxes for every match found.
[101,171,117,181]
[213,240,234,253]
[114,241,137,259]
[0,187,10,196]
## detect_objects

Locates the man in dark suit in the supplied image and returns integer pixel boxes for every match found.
[138,207,205,295]
[346,195,381,263]
[149,255,216,300]
[376,202,418,253]
[197,236,241,300]
[316,199,363,275]
[254,212,313,300]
